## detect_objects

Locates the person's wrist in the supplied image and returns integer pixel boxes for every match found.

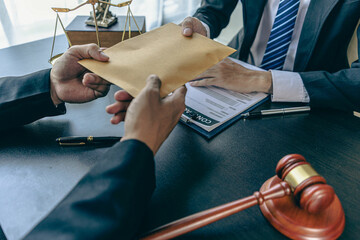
[257,71,273,93]
[199,19,210,38]
[121,134,156,156]
[50,79,64,106]
[49,68,65,106]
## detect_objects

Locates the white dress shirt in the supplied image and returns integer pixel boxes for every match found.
[201,0,311,103]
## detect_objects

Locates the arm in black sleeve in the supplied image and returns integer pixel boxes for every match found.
[25,139,155,240]
[300,27,360,113]
[300,65,360,112]
[0,69,66,131]
[193,0,239,39]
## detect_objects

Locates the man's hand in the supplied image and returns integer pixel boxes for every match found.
[190,58,273,93]
[181,17,207,37]
[106,90,134,124]
[120,75,187,155]
[50,44,111,105]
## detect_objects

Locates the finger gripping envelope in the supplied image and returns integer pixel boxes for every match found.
[79,23,236,97]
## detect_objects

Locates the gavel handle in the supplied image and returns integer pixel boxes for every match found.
[140,181,291,240]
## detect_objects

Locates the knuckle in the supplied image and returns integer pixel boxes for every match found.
[189,17,197,22]
[183,17,195,26]
[88,43,98,49]
[184,16,191,22]
[143,85,158,98]
[67,45,78,53]
[200,79,208,85]
[192,81,200,86]
[146,87,159,97]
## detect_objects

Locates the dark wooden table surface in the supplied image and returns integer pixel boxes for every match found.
[0,37,359,240]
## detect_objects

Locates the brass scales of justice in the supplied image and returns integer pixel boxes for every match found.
[49,0,142,64]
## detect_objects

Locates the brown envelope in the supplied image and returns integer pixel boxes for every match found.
[79,23,236,97]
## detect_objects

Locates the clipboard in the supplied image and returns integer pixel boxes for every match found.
[180,85,269,139]
[180,96,269,139]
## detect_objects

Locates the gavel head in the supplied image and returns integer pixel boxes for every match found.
[276,154,335,214]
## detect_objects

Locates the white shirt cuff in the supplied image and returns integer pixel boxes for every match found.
[271,70,310,103]
[200,20,211,38]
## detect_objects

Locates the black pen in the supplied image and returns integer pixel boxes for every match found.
[241,106,311,119]
[56,136,122,146]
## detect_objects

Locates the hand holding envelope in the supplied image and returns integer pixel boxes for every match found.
[79,23,236,98]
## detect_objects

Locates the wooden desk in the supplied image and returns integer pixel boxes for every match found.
[1,38,359,240]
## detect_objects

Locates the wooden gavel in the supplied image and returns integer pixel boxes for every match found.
[140,154,337,240]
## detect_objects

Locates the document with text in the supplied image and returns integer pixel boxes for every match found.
[180,58,268,138]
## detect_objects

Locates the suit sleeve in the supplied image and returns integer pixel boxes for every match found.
[25,139,156,240]
[193,0,239,39]
[0,69,66,131]
[299,27,360,113]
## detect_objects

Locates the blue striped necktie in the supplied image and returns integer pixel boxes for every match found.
[260,0,300,70]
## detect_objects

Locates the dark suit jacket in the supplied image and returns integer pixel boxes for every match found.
[0,69,66,131]
[26,139,155,240]
[0,70,156,239]
[194,0,360,112]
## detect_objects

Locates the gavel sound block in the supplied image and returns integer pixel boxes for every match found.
[140,154,345,240]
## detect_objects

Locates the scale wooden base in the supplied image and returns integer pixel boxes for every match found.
[260,176,345,239]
